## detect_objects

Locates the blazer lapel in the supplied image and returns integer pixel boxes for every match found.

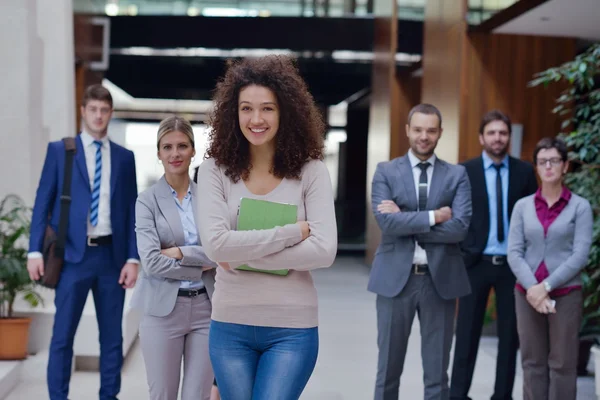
[507,156,519,217]
[75,136,90,191]
[190,181,202,245]
[427,159,448,209]
[156,176,185,246]
[474,156,490,229]
[109,141,119,199]
[398,156,418,210]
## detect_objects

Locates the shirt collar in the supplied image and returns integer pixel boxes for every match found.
[169,184,192,199]
[80,130,109,148]
[408,149,436,168]
[534,186,572,204]
[482,151,509,170]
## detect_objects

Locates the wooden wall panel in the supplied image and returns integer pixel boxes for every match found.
[74,14,106,133]
[421,0,467,164]
[365,1,399,265]
[390,74,421,160]
[458,33,576,163]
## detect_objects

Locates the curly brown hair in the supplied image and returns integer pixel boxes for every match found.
[206,55,326,183]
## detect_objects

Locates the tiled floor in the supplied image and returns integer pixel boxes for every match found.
[5,256,597,399]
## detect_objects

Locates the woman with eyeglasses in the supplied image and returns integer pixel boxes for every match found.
[507,137,593,400]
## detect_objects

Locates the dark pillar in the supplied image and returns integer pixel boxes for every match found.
[336,96,369,244]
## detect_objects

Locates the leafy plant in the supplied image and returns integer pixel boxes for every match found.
[0,194,43,318]
[529,43,600,339]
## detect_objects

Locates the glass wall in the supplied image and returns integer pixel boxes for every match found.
[74,0,372,17]
[75,0,519,22]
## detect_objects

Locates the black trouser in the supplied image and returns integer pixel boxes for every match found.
[450,256,519,400]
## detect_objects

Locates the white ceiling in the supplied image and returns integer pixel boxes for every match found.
[493,0,600,41]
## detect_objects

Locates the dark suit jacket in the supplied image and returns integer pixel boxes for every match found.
[368,155,473,300]
[29,135,139,268]
[460,155,538,268]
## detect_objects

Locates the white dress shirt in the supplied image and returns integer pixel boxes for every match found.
[80,131,112,237]
[407,150,436,265]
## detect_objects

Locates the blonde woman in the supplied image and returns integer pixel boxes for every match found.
[131,116,216,400]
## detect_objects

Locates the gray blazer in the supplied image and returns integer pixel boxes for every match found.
[130,176,217,317]
[368,155,473,300]
[507,192,593,290]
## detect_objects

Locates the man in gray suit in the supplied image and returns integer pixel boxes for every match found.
[369,103,473,400]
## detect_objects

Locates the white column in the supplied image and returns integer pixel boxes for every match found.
[0,0,75,204]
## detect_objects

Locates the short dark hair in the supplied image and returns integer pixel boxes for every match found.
[533,137,568,165]
[82,84,113,108]
[479,110,512,135]
[407,103,442,128]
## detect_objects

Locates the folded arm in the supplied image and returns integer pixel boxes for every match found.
[371,163,430,236]
[235,161,338,271]
[196,160,304,263]
[415,167,472,244]
[507,201,538,289]
[546,201,593,289]
[135,199,205,281]
[179,246,218,268]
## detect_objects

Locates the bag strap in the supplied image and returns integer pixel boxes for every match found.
[56,137,76,257]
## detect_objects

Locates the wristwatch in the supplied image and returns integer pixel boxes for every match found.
[543,280,552,292]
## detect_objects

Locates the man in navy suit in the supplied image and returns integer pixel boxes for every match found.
[27,84,139,400]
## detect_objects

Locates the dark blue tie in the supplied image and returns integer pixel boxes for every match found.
[493,163,504,243]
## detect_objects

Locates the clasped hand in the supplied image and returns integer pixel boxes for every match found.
[526,283,556,314]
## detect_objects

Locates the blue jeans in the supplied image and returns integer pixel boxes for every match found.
[209,320,319,400]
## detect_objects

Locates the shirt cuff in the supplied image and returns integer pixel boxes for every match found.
[428,211,435,226]
[126,258,140,265]
[27,252,43,259]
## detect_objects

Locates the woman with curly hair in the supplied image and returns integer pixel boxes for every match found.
[196,55,337,399]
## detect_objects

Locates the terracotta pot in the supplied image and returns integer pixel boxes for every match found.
[0,317,31,360]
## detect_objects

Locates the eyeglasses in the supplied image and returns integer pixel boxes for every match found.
[536,158,563,167]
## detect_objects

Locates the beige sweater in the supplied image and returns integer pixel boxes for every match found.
[196,158,337,328]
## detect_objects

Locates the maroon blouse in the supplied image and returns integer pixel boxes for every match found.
[515,186,581,296]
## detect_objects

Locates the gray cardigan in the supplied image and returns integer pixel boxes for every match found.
[507,192,593,290]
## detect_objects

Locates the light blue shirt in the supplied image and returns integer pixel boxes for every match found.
[170,185,204,290]
[482,151,509,256]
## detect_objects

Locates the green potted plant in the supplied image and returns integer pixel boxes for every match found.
[529,43,600,378]
[0,194,44,359]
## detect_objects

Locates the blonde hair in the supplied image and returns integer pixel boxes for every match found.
[156,116,195,149]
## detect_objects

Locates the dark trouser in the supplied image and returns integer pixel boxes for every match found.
[47,246,125,400]
[375,273,456,400]
[450,257,518,400]
[515,289,582,400]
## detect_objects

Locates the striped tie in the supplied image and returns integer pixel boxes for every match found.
[90,140,102,226]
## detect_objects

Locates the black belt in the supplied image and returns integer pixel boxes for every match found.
[87,235,112,247]
[177,287,207,297]
[412,264,429,275]
[482,255,507,265]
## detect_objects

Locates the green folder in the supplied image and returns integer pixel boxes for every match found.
[236,197,298,276]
